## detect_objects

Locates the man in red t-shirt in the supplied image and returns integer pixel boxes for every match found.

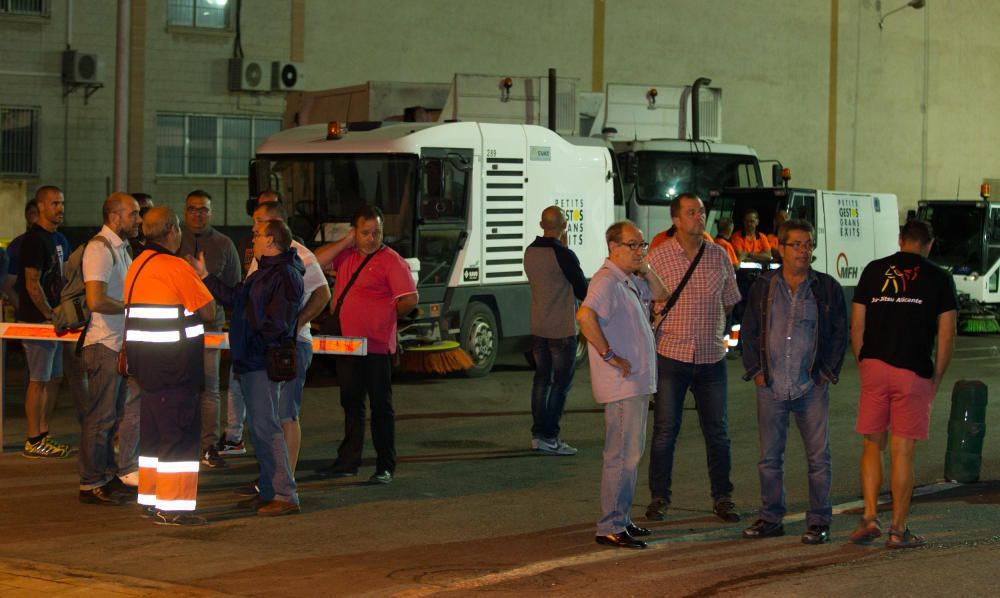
[313,206,418,485]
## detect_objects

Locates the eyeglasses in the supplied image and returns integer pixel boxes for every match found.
[619,241,649,253]
[780,241,816,251]
[186,206,210,214]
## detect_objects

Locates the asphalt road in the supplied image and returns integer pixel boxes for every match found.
[2,335,1000,596]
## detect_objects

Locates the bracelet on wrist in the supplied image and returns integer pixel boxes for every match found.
[601,347,615,361]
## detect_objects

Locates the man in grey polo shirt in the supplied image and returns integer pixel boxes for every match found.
[577,220,667,550]
[524,206,588,456]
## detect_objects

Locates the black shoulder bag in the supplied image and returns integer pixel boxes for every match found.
[653,241,706,334]
[320,248,380,336]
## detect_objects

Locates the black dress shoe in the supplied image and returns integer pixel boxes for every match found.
[626,523,652,537]
[742,518,784,539]
[315,463,358,478]
[713,497,741,523]
[105,477,137,497]
[801,525,830,545]
[79,486,124,506]
[595,531,647,549]
[645,498,668,521]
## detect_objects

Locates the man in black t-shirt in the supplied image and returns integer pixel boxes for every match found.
[848,220,957,548]
[16,185,71,459]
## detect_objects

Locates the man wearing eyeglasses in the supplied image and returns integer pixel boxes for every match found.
[645,193,742,524]
[739,220,848,545]
[577,220,668,549]
[179,190,241,470]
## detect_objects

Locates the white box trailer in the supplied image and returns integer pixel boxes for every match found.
[252,121,618,375]
[707,187,899,291]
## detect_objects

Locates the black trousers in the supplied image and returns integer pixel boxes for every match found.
[140,386,201,464]
[334,354,395,473]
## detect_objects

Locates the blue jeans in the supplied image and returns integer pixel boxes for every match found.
[225,368,246,441]
[530,335,577,440]
[598,395,650,536]
[200,349,222,450]
[240,369,298,504]
[278,341,314,422]
[117,375,141,476]
[648,356,733,503]
[756,383,832,526]
[78,344,127,489]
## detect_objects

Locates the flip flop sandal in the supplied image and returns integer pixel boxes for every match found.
[849,517,882,544]
[886,527,926,549]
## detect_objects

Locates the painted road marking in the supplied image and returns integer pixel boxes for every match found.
[394,481,960,596]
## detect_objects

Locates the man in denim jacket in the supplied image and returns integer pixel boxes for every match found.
[739,220,848,545]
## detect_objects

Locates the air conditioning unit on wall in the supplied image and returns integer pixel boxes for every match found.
[228,58,268,92]
[62,50,103,84]
[271,61,304,91]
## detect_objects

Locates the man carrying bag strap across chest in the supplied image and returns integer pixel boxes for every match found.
[644,193,743,524]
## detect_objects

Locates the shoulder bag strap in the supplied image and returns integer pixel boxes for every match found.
[330,247,380,323]
[122,252,160,333]
[654,241,706,334]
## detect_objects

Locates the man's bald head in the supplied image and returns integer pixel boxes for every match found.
[143,206,180,245]
[257,190,281,204]
[540,206,567,238]
[254,201,287,223]
[103,192,135,223]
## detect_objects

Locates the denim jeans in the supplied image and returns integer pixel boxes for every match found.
[117,375,141,476]
[530,335,577,440]
[279,341,313,422]
[200,349,221,450]
[78,344,127,489]
[240,369,298,504]
[334,354,395,474]
[598,395,650,536]
[648,356,733,503]
[225,368,246,441]
[756,383,832,526]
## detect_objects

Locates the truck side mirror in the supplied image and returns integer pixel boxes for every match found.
[771,164,783,187]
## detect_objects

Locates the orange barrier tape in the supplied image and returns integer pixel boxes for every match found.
[0,323,366,356]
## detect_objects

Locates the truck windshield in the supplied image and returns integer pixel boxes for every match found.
[921,204,986,273]
[260,154,418,257]
[635,151,762,204]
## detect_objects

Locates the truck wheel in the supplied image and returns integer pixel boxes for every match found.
[461,302,498,377]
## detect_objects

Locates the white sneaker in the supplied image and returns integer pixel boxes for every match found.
[535,438,577,456]
[118,471,139,487]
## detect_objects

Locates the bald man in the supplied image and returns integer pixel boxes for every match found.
[524,206,589,455]
[78,193,142,504]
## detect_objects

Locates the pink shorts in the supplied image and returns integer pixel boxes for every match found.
[856,359,935,441]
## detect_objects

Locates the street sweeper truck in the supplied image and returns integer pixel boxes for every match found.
[250,120,618,376]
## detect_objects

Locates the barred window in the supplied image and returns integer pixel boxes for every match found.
[167,0,230,29]
[156,113,281,177]
[0,0,49,16]
[0,106,39,175]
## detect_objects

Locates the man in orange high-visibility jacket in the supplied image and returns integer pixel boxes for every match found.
[124,207,215,526]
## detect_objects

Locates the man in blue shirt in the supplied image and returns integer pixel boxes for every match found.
[739,220,848,544]
[577,220,668,549]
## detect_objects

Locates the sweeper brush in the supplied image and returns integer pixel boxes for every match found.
[398,341,474,375]
[959,314,1000,335]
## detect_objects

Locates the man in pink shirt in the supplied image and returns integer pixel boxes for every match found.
[314,206,418,484]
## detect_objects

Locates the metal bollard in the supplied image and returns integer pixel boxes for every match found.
[944,380,988,483]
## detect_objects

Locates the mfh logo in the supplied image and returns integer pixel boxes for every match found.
[836,252,858,280]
